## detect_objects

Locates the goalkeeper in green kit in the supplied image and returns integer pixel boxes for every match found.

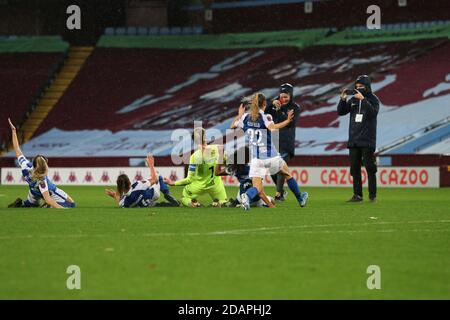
[164,127,228,207]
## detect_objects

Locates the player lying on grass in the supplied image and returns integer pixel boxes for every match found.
[217,146,274,208]
[7,118,76,209]
[105,155,179,208]
[164,127,228,207]
[230,93,309,211]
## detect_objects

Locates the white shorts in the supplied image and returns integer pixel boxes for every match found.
[249,156,284,178]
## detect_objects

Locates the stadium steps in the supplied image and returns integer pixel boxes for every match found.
[20,46,94,142]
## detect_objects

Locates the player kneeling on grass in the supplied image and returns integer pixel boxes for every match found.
[7,118,75,209]
[105,155,179,208]
[218,147,274,208]
[230,93,308,211]
[164,127,228,208]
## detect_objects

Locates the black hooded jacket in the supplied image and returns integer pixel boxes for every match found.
[337,75,380,149]
[265,84,301,158]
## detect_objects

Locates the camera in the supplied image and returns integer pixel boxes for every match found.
[344,89,357,95]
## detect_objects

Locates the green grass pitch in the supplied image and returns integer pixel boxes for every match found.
[0,185,449,299]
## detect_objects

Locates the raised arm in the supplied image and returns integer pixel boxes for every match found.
[337,88,351,116]
[146,154,158,185]
[230,104,245,129]
[360,92,379,118]
[8,118,23,157]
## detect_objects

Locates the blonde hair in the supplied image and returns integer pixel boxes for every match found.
[250,92,266,122]
[192,127,206,146]
[31,156,48,182]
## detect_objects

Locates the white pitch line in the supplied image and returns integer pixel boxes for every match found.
[0,220,449,240]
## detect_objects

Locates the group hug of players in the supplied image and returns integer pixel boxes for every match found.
[7,83,308,211]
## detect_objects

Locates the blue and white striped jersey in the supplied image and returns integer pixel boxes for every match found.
[237,111,279,160]
[17,155,59,199]
[119,180,159,208]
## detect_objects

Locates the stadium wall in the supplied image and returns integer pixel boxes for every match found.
[1,155,448,187]
[0,166,440,188]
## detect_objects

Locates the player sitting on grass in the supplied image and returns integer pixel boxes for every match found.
[230,93,309,211]
[7,118,76,209]
[164,127,228,207]
[105,154,179,208]
[217,146,274,208]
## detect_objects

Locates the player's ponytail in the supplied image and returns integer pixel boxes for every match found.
[31,156,48,182]
[250,92,266,122]
[116,174,131,197]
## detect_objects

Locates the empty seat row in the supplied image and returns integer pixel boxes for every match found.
[104,26,204,36]
[349,20,450,32]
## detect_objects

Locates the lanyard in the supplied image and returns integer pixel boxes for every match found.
[358,100,362,114]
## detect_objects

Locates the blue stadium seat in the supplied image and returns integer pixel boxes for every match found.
[126,27,137,35]
[182,26,193,35]
[193,26,203,34]
[137,27,148,36]
[159,27,170,35]
[115,27,126,35]
[148,27,159,35]
[170,27,182,35]
[104,27,114,35]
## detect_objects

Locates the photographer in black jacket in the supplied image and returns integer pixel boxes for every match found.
[265,83,301,201]
[338,75,380,202]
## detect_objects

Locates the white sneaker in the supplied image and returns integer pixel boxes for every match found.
[240,193,250,211]
[300,192,309,207]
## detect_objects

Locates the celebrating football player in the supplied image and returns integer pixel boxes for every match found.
[105,154,179,208]
[230,93,309,211]
[164,127,228,207]
[7,118,76,209]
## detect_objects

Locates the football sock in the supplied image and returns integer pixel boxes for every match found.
[246,187,259,201]
[287,178,302,200]
[158,175,170,195]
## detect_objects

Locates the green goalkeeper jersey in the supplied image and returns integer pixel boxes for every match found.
[174,144,224,188]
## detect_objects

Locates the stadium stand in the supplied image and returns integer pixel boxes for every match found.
[0,36,68,152]
[2,14,450,162]
[104,26,204,36]
[182,0,450,33]
[418,138,450,155]
[380,121,450,155]
[19,26,449,158]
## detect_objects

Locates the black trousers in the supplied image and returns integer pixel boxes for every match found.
[349,147,377,199]
[271,152,291,194]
